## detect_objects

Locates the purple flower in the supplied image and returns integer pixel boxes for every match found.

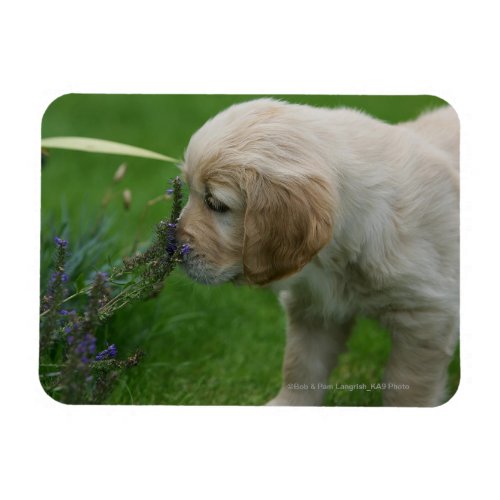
[166,188,174,195]
[88,338,96,355]
[166,223,177,256]
[62,309,77,318]
[51,272,68,283]
[180,243,191,256]
[95,344,118,361]
[54,236,68,248]
[75,333,96,364]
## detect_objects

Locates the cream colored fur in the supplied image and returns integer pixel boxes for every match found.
[177,98,459,407]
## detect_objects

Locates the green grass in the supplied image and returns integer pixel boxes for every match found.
[41,94,459,405]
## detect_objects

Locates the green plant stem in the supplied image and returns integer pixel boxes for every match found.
[40,268,130,318]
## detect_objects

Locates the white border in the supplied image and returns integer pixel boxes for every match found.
[2,1,499,498]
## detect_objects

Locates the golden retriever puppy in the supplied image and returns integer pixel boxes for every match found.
[177,98,459,407]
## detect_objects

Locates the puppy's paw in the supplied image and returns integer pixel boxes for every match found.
[265,388,323,406]
[265,396,290,406]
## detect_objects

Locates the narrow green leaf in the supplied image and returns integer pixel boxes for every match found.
[41,136,181,164]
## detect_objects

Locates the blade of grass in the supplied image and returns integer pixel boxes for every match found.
[41,137,181,164]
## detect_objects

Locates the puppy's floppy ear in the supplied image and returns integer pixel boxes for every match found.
[242,170,334,285]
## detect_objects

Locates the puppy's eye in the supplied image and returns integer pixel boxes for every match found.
[204,192,229,213]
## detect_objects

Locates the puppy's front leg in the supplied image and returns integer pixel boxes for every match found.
[267,318,352,406]
[381,310,458,407]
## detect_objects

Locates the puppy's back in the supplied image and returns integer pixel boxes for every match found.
[402,106,459,166]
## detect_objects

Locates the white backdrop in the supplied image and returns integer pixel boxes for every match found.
[1,1,498,498]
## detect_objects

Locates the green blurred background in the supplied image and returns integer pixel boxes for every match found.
[41,94,459,405]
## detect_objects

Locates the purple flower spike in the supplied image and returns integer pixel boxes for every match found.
[54,236,68,248]
[169,176,182,186]
[166,222,178,256]
[50,272,68,283]
[75,333,96,364]
[95,344,118,361]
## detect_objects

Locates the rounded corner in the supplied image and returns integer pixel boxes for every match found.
[432,376,462,409]
[41,93,75,132]
[37,371,69,407]
[425,94,461,127]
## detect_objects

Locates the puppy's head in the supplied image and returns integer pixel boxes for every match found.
[176,99,335,286]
